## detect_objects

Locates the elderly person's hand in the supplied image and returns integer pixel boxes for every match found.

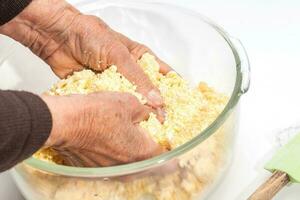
[42,92,165,167]
[0,0,171,108]
[0,0,173,167]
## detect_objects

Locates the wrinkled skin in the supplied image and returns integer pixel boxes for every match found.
[0,0,172,108]
[0,0,173,166]
[42,92,165,167]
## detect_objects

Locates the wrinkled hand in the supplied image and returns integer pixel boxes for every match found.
[0,0,172,167]
[42,92,165,167]
[0,0,172,108]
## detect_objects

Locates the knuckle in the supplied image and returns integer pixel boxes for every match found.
[85,15,109,30]
[69,15,116,71]
[124,93,138,101]
[89,41,126,71]
[24,30,57,60]
[105,42,128,64]
[74,15,109,34]
[130,43,150,59]
[28,33,43,56]
[125,94,141,107]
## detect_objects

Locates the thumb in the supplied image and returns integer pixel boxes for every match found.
[131,125,166,161]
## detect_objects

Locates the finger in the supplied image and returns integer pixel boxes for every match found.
[156,107,166,123]
[131,105,152,123]
[131,125,166,160]
[45,50,84,78]
[77,126,165,165]
[51,63,84,79]
[62,156,75,167]
[113,31,173,74]
[57,148,117,167]
[109,47,164,108]
[70,150,99,167]
[150,159,178,175]
[75,141,130,165]
[132,105,165,124]
[80,150,119,167]
[157,59,173,75]
[131,46,172,75]
[56,149,85,167]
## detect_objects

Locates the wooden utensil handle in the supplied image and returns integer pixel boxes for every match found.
[248,171,290,200]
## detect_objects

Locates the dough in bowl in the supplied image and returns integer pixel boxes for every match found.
[32,53,229,200]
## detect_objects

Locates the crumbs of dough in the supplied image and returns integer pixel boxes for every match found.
[31,53,229,200]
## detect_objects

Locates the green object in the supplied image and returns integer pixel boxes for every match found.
[265,133,300,183]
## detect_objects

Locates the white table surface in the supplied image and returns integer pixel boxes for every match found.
[1,0,300,199]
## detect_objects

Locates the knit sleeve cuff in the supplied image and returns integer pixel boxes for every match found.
[0,91,52,171]
[14,91,53,156]
[0,0,32,26]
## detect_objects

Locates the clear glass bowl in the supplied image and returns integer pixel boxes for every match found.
[5,1,250,199]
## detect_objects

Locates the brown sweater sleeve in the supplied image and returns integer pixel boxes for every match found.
[0,0,32,25]
[0,91,52,172]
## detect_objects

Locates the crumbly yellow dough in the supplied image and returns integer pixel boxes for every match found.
[41,53,226,150]
[28,53,230,200]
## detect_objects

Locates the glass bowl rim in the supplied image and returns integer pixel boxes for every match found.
[23,0,245,177]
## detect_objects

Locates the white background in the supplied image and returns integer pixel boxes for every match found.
[1,0,300,199]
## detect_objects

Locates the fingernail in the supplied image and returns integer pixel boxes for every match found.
[147,89,163,107]
[159,109,167,118]
[157,108,167,123]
